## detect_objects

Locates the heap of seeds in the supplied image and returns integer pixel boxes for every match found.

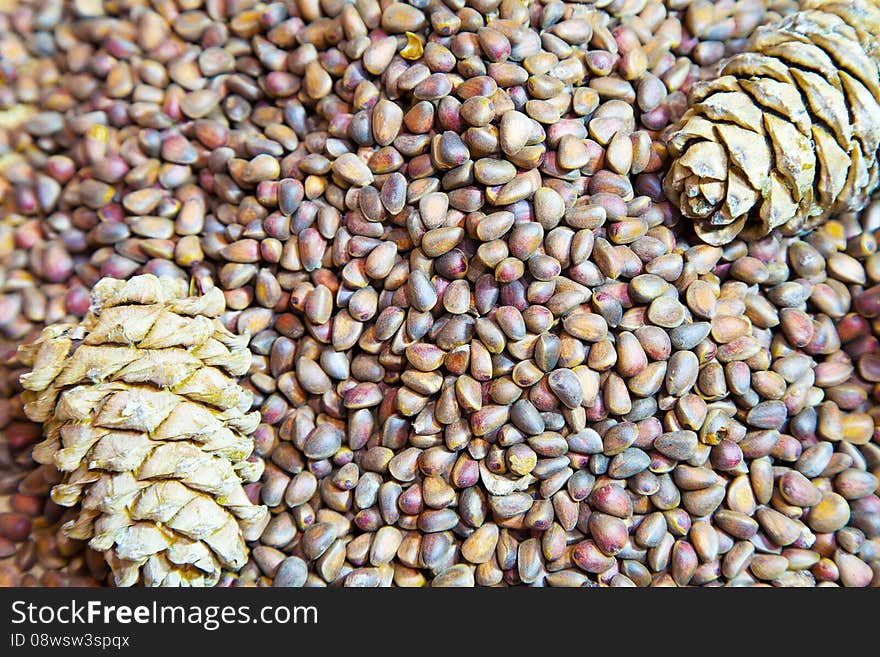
[1,0,878,587]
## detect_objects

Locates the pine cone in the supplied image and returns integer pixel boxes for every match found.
[664,0,880,245]
[17,274,269,587]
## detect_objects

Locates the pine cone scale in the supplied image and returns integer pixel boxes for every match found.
[764,114,815,201]
[738,78,811,135]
